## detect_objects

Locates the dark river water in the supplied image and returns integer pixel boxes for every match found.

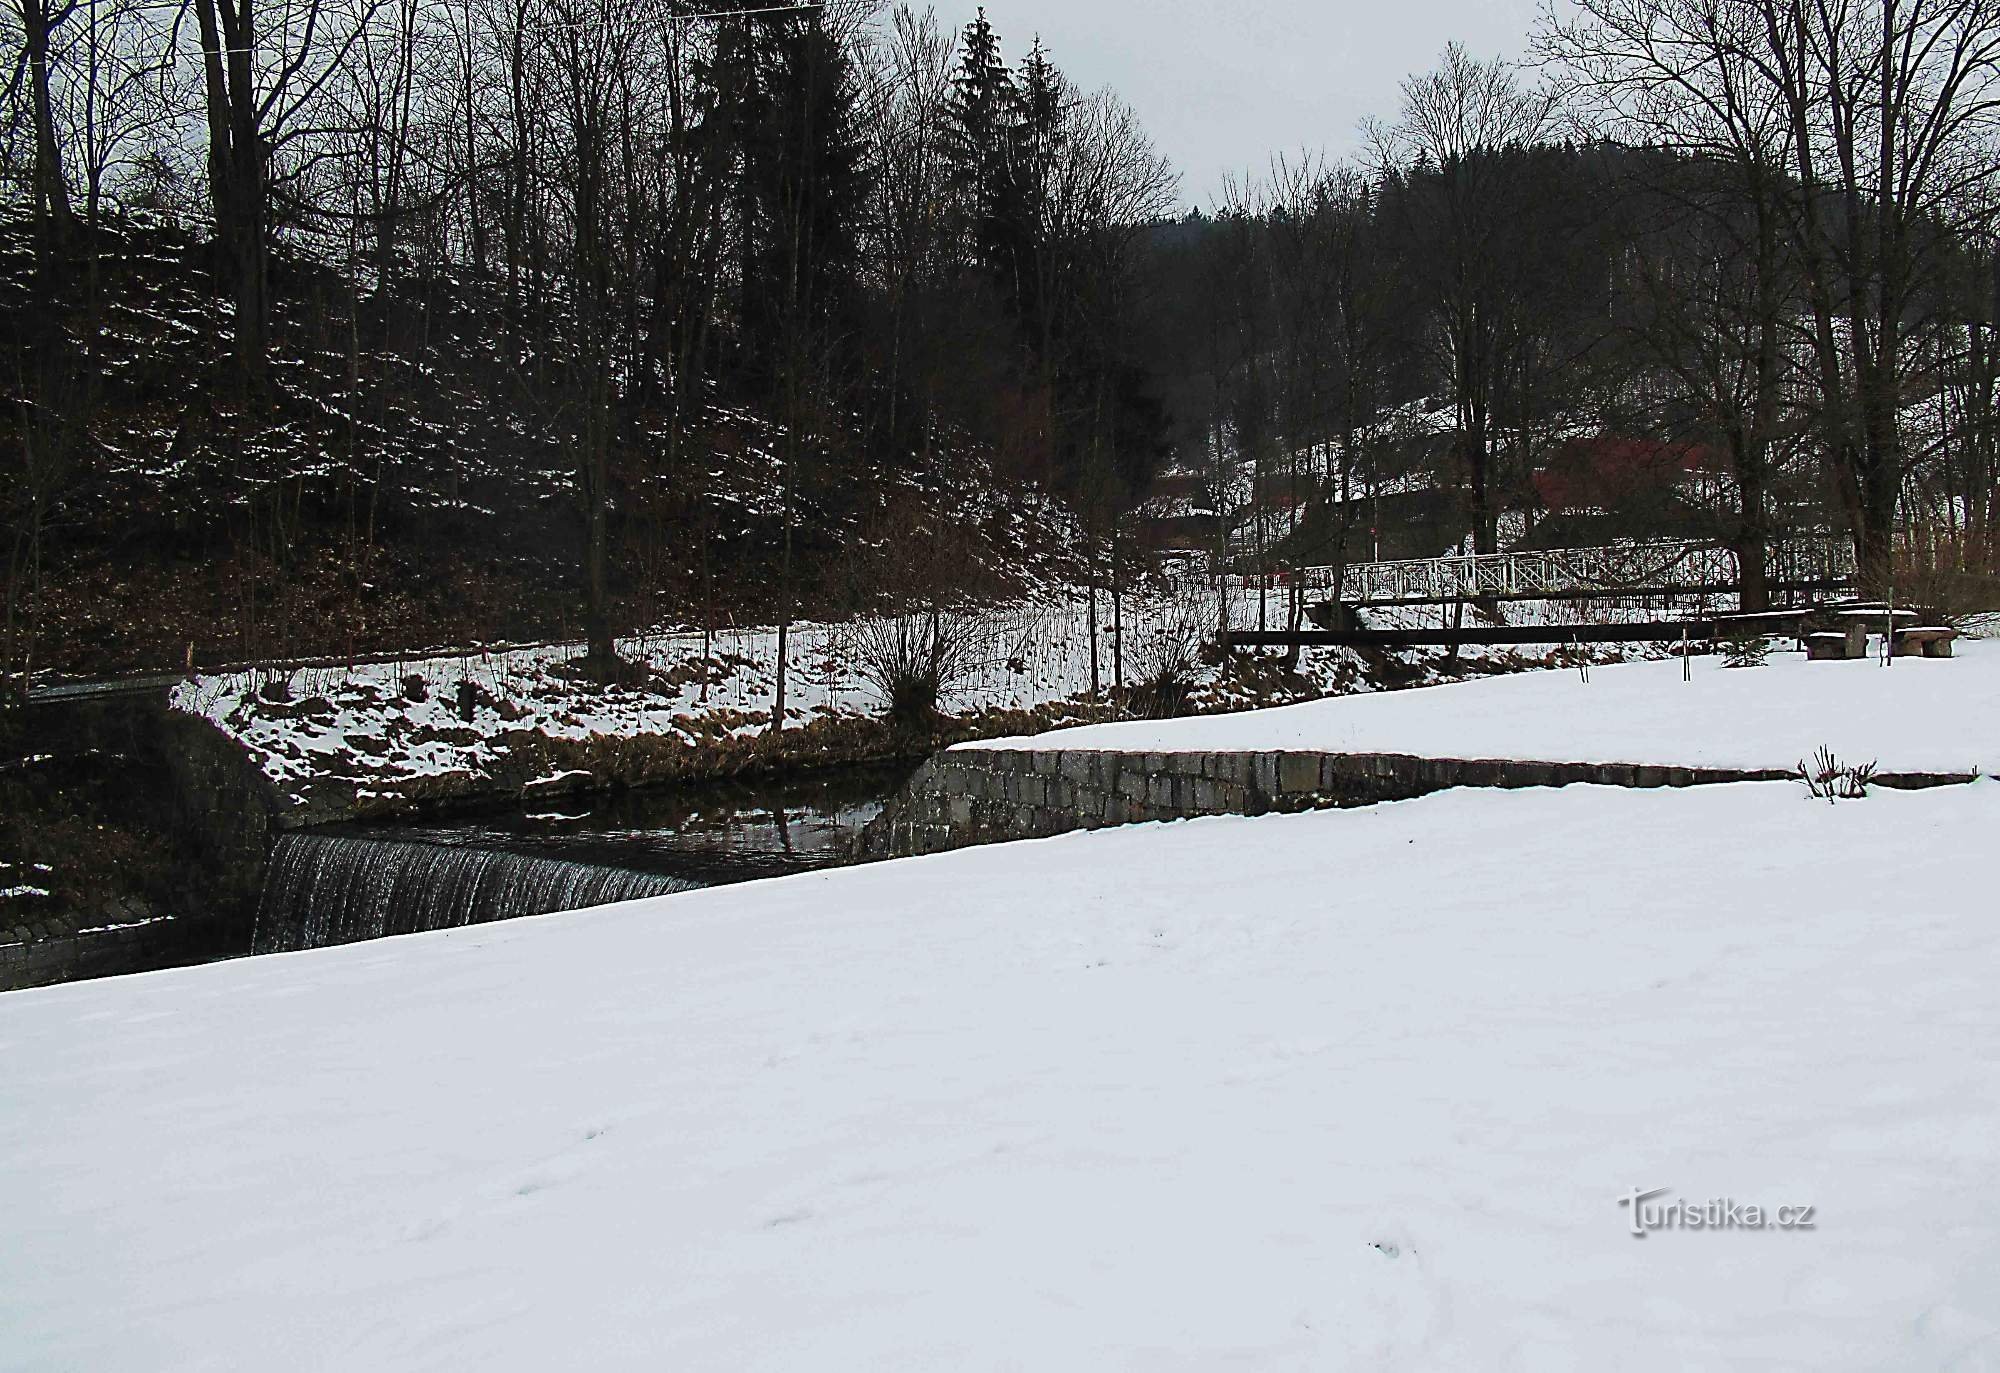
[253,763,918,953]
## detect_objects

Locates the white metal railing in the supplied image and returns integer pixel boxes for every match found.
[1274,537,1856,606]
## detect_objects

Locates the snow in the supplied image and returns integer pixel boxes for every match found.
[168,592,1374,807]
[963,638,2000,776]
[172,586,1705,811]
[169,606,1131,801]
[72,916,174,936]
[5,779,2000,1368]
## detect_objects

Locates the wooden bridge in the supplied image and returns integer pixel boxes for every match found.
[1283,537,1855,608]
[21,673,185,706]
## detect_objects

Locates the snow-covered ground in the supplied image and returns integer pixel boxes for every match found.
[964,638,2000,777]
[168,589,1370,807]
[169,602,1132,803]
[173,587,1692,810]
[4,780,1999,1369]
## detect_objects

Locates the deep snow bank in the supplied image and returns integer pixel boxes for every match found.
[4,781,1999,1368]
[963,638,2000,776]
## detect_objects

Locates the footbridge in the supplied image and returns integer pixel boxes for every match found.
[1291,537,1855,608]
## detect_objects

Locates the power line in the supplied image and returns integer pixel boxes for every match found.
[673,2,823,18]
[195,0,823,53]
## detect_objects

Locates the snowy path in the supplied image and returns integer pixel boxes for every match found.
[964,640,2000,776]
[5,781,2000,1368]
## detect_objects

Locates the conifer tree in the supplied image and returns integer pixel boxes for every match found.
[1003,36,1068,332]
[945,7,1017,268]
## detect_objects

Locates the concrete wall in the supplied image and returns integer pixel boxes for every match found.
[859,747,1799,858]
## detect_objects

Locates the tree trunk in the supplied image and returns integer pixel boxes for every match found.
[1086,575,1099,699]
[1733,433,1771,613]
[1110,529,1123,697]
[19,0,74,255]
[194,0,270,383]
[582,434,614,672]
[1465,409,1495,555]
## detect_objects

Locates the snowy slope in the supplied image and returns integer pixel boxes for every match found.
[962,639,2000,775]
[5,781,2000,1369]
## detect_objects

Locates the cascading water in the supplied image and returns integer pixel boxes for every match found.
[248,764,913,957]
[255,832,701,953]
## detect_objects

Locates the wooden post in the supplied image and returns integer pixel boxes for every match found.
[1883,580,1894,667]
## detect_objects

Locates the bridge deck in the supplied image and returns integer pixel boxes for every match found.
[1290,538,1856,608]
[1225,614,1812,650]
[21,674,185,706]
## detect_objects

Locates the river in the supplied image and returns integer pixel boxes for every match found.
[252,763,918,953]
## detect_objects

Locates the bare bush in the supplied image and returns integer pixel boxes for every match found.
[1128,587,1217,718]
[1799,746,1877,803]
[1895,526,2000,622]
[852,612,985,732]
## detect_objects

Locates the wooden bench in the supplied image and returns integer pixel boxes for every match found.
[1891,626,1959,658]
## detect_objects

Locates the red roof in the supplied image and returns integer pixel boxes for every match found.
[1533,436,1721,512]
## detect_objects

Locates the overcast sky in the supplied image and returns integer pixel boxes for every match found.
[966,0,1546,209]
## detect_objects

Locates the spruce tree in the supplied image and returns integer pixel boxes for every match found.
[1003,37,1068,330]
[945,8,1018,268]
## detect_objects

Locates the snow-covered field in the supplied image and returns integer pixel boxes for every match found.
[965,637,2000,776]
[5,780,1999,1369]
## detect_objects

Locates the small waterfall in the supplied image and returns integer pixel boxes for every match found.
[255,832,700,953]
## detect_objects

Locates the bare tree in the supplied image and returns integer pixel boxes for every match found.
[15,0,78,253]
[1374,43,1556,554]
[188,0,386,379]
[1539,0,1806,607]
[1548,0,2000,588]
[55,0,181,229]
[539,0,643,673]
[1046,85,1176,697]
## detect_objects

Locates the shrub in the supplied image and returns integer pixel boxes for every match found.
[1129,588,1215,718]
[1722,634,1770,669]
[853,611,983,732]
[1895,523,2000,620]
[1799,745,1877,802]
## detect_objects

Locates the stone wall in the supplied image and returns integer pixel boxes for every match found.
[154,705,283,916]
[860,747,1806,858]
[0,917,188,992]
[2,694,281,991]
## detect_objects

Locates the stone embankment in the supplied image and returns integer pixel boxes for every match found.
[1,913,184,990]
[860,746,1978,858]
[2,694,281,992]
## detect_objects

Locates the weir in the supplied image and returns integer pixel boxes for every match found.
[255,832,700,953]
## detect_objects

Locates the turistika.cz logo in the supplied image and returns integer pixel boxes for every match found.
[1617,1186,1817,1237]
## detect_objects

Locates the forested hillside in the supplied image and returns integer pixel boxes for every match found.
[0,202,1099,675]
[6,0,2000,685]
[2,2,1174,680]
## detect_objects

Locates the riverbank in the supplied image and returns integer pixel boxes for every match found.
[168,591,1700,826]
[165,596,1369,825]
[2,591,1696,989]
